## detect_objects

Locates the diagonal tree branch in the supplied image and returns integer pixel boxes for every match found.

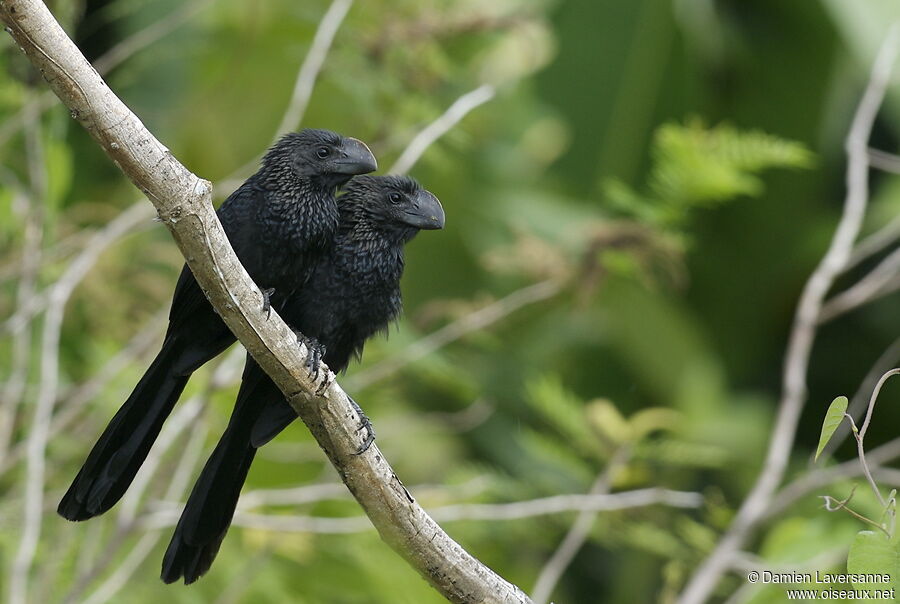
[0,1,530,602]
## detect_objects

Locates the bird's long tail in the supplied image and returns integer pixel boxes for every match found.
[161,359,280,584]
[58,335,192,521]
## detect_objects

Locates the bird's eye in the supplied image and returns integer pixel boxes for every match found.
[316,147,330,159]
[388,192,402,204]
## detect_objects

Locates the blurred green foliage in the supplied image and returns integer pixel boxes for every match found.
[2,0,900,603]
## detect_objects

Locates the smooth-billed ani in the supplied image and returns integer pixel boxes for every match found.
[58,129,377,522]
[161,175,445,584]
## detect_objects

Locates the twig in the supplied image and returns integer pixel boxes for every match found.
[2,203,155,335]
[844,214,900,272]
[768,437,900,519]
[348,279,560,390]
[0,98,45,460]
[8,202,153,604]
[92,0,214,74]
[430,486,701,520]
[273,0,352,138]
[677,24,900,604]
[81,533,160,604]
[819,246,900,322]
[842,413,886,508]
[0,3,530,601]
[61,356,239,603]
[215,0,354,195]
[237,482,350,510]
[81,415,210,604]
[0,0,212,149]
[847,368,900,510]
[868,147,900,174]
[859,369,900,439]
[139,485,701,533]
[821,488,891,536]
[234,475,493,511]
[820,336,900,460]
[389,84,496,175]
[0,227,88,283]
[531,447,632,604]
[0,307,166,474]
[65,402,209,604]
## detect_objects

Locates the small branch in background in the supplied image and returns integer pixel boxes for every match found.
[0,308,166,475]
[84,419,210,604]
[235,475,493,512]
[677,24,900,604]
[531,447,632,604]
[238,483,350,510]
[138,483,701,533]
[850,368,900,510]
[768,437,900,520]
[859,369,900,439]
[273,0,353,139]
[63,399,209,604]
[821,487,890,536]
[0,0,213,149]
[432,486,701,521]
[844,214,900,272]
[63,351,242,602]
[867,147,900,174]
[91,0,215,74]
[819,246,900,322]
[215,0,353,195]
[0,99,45,460]
[388,84,496,175]
[9,199,152,604]
[348,279,560,390]
[842,414,886,508]
[819,336,900,462]
[2,202,155,335]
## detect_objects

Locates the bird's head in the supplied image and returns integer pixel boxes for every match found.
[262,129,377,188]
[340,175,445,241]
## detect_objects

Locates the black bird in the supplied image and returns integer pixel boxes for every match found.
[161,175,445,584]
[58,130,377,522]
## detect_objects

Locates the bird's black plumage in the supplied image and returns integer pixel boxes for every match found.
[58,129,376,522]
[161,175,445,584]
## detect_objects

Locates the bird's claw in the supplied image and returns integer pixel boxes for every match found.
[348,396,375,455]
[293,331,326,381]
[261,288,276,319]
[315,371,333,396]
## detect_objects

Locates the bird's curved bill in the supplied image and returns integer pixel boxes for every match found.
[403,190,445,230]
[333,137,377,175]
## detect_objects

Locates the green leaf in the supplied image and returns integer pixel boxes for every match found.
[846,530,899,592]
[815,396,848,461]
[586,398,632,445]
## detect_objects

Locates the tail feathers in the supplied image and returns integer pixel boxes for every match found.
[161,390,258,584]
[250,398,296,448]
[241,359,295,447]
[58,337,190,521]
[161,523,227,585]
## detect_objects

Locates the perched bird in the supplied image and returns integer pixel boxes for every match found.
[161,175,445,584]
[58,129,376,522]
